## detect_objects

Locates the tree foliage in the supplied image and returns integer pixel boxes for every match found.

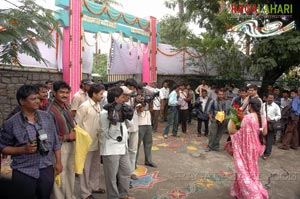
[93,53,108,82]
[250,31,300,85]
[159,15,193,47]
[161,0,300,85]
[0,0,61,66]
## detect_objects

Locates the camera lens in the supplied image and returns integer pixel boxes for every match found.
[38,141,49,156]
[116,136,123,142]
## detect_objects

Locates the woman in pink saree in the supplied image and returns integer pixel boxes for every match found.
[230,98,269,199]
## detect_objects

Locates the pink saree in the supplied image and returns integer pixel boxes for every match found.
[230,113,269,199]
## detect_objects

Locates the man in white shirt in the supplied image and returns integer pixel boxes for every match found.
[178,85,189,133]
[122,78,139,180]
[136,85,157,168]
[160,81,169,122]
[71,79,93,117]
[195,80,209,96]
[280,90,292,108]
[263,93,281,160]
[76,84,106,199]
[149,82,161,133]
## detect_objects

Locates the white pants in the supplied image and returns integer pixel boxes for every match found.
[79,150,102,199]
[128,131,139,174]
[52,142,76,199]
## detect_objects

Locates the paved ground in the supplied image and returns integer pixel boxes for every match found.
[2,120,300,199]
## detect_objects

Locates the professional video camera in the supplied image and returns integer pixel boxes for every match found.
[104,103,134,124]
[132,85,160,104]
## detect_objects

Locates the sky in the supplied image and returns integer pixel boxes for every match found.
[114,0,176,20]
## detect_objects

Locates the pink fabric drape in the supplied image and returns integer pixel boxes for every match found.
[142,44,150,83]
[230,113,269,199]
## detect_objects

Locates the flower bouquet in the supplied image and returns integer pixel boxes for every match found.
[227,102,244,134]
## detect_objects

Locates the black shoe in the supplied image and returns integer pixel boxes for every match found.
[86,195,96,199]
[145,162,157,168]
[131,174,138,180]
[92,188,106,194]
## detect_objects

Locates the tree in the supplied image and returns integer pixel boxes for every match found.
[92,53,108,82]
[250,31,300,89]
[162,0,300,87]
[0,0,61,66]
[159,15,193,47]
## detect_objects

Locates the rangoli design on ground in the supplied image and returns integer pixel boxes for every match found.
[131,171,167,190]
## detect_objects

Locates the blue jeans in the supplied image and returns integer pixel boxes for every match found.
[163,106,178,136]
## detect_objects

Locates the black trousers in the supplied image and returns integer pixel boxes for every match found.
[197,119,209,136]
[12,166,54,199]
[264,126,276,157]
[179,109,188,133]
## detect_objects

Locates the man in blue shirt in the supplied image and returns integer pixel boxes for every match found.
[163,84,181,139]
[0,85,62,199]
[279,89,300,150]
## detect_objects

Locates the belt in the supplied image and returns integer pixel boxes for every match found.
[63,140,75,143]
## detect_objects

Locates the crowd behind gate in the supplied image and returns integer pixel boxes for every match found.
[0,78,299,199]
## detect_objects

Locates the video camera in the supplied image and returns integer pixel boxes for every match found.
[132,86,160,104]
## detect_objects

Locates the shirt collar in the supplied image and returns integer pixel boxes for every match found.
[20,110,41,126]
[89,98,100,111]
[79,89,86,95]
[53,100,68,110]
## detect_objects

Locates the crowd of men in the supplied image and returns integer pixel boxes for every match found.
[0,78,299,199]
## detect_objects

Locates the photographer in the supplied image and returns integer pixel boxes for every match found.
[135,84,157,168]
[100,86,134,199]
[123,78,139,181]
[0,85,62,199]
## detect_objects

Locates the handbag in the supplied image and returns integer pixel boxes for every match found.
[269,120,284,131]
[259,131,266,145]
[265,103,283,131]
[224,141,233,156]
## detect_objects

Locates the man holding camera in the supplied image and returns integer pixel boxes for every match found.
[100,86,134,199]
[0,85,62,199]
[123,79,139,181]
[48,81,76,199]
[135,84,157,168]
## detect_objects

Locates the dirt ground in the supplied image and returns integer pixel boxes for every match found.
[89,121,300,199]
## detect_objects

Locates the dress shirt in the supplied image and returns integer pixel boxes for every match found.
[264,102,281,121]
[152,88,161,110]
[125,98,139,132]
[0,111,60,179]
[168,90,178,106]
[75,98,101,151]
[178,91,188,110]
[280,97,292,108]
[71,89,89,111]
[291,96,300,116]
[99,110,128,156]
[200,96,208,112]
[160,87,170,99]
[137,110,152,125]
[195,84,209,95]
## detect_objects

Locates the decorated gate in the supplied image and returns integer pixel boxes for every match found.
[55,0,159,95]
